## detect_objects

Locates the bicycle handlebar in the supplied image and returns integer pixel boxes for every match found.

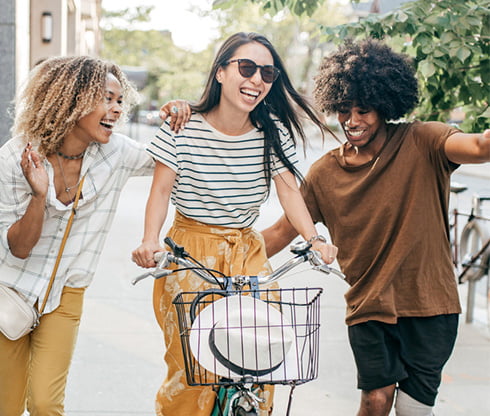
[131,237,345,286]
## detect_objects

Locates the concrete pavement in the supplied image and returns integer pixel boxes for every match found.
[63,142,490,415]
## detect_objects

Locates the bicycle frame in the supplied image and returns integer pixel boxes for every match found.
[449,181,468,268]
[459,238,490,283]
[449,183,490,326]
[457,196,490,281]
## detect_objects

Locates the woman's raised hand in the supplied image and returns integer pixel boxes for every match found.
[21,143,48,198]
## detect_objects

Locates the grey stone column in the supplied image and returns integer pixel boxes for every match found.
[0,0,15,146]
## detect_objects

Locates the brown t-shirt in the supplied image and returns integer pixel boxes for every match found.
[302,121,462,326]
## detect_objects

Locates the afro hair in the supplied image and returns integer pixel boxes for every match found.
[314,39,419,121]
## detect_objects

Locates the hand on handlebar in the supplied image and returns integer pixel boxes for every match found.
[131,241,163,268]
[131,238,345,285]
[311,240,338,264]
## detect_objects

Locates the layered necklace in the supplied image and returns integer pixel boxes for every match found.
[56,153,83,194]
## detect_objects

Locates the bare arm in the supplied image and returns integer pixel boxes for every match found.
[7,144,48,259]
[445,129,490,164]
[273,171,337,263]
[261,214,299,258]
[132,161,176,268]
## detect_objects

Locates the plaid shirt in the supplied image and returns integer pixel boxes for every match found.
[0,134,154,314]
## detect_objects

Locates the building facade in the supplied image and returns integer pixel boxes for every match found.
[0,0,101,145]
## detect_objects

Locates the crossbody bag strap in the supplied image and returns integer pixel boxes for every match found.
[38,174,86,315]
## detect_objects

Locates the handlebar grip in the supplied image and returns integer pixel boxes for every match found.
[154,251,164,262]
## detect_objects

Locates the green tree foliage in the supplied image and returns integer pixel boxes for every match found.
[101,2,347,108]
[100,6,212,109]
[211,1,347,93]
[230,0,490,131]
[214,0,327,17]
[323,0,490,131]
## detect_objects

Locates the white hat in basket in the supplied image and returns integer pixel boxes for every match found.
[189,294,296,380]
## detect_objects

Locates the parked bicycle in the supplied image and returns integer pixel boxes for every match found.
[132,237,345,416]
[449,181,490,326]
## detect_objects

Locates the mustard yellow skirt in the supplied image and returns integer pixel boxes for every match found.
[153,211,275,416]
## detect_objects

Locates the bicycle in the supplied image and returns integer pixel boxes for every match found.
[449,181,490,326]
[132,237,345,416]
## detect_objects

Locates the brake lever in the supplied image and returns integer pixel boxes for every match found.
[309,250,346,280]
[313,263,346,280]
[131,272,152,285]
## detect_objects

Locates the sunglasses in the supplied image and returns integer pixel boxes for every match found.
[225,58,280,84]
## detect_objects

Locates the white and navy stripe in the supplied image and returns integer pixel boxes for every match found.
[147,113,298,228]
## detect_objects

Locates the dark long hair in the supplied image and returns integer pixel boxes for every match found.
[192,32,331,194]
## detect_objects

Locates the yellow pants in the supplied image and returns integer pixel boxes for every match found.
[153,211,275,416]
[0,286,85,416]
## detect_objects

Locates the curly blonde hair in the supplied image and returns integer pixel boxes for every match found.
[12,55,139,156]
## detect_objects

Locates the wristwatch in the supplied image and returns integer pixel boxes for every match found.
[307,235,327,244]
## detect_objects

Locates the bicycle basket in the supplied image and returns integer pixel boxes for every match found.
[172,287,323,386]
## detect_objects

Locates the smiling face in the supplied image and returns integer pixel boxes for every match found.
[70,73,123,147]
[338,105,385,150]
[216,42,274,115]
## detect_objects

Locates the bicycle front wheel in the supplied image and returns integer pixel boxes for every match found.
[458,220,490,283]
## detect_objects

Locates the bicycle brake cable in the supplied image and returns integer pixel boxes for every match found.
[173,265,227,290]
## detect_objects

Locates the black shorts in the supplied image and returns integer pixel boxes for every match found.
[348,314,458,406]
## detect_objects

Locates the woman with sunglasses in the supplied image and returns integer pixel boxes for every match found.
[132,32,337,416]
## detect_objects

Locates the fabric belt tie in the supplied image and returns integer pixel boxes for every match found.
[172,211,253,276]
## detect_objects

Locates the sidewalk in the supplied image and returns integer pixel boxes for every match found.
[64,172,490,415]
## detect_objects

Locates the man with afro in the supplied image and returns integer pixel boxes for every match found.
[262,39,490,415]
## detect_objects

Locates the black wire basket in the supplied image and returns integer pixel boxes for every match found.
[173,287,323,386]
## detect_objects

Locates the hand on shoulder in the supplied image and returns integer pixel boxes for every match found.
[159,100,192,133]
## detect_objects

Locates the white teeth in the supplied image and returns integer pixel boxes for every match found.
[241,88,259,97]
[101,120,114,128]
[347,130,364,137]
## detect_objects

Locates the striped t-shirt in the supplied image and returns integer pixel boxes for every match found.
[147,113,298,228]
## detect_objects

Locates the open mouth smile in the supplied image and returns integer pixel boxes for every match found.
[240,88,260,101]
[100,119,115,130]
[344,128,367,139]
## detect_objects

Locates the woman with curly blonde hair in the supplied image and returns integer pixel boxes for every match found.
[0,55,153,415]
